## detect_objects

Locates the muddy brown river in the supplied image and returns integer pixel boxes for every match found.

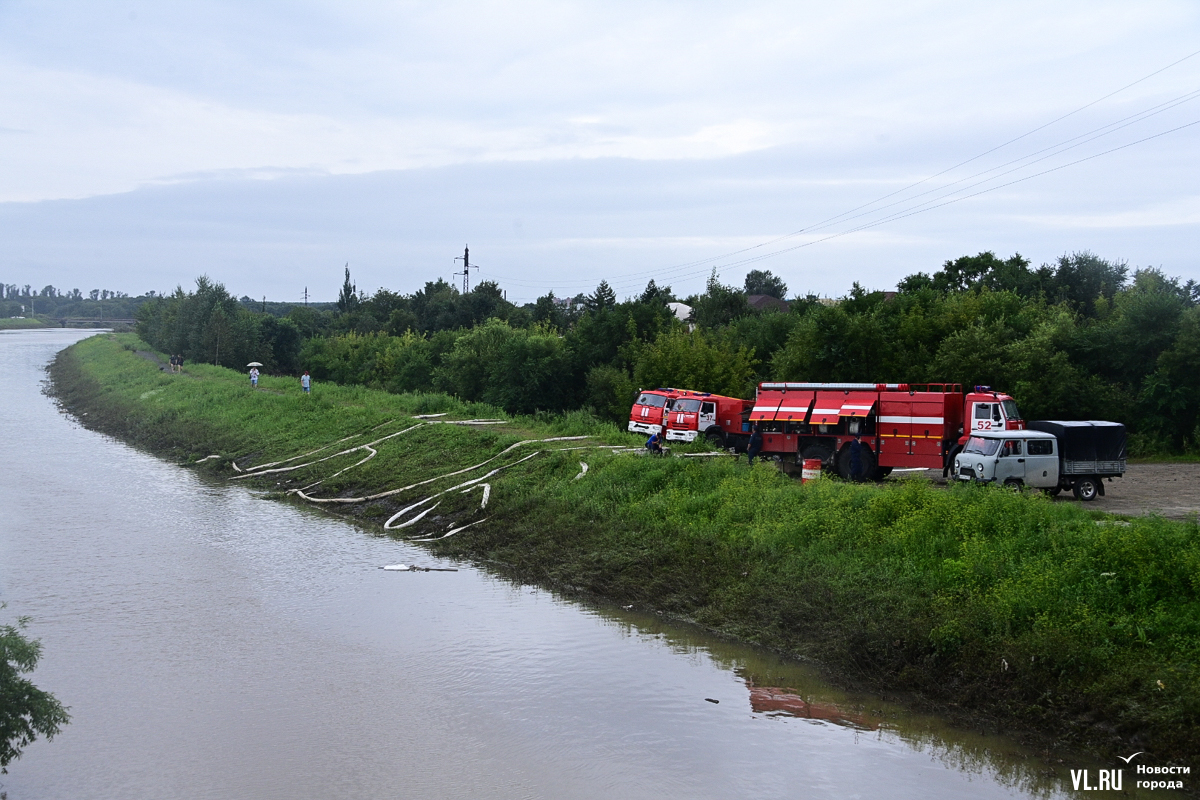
[0,329,1166,799]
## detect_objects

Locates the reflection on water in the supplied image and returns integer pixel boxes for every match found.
[0,330,1168,799]
[746,683,882,731]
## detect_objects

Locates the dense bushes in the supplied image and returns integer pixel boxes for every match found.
[135,251,1200,454]
[137,277,302,373]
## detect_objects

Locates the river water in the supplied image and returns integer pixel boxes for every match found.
[0,329,1115,799]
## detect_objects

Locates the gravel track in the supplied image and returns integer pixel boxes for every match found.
[906,462,1200,520]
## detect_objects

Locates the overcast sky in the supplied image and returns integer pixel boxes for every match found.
[2,1,1198,303]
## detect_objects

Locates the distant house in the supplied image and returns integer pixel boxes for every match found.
[747,294,790,313]
[667,302,692,323]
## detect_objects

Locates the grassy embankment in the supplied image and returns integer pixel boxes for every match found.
[51,333,1200,764]
[0,317,50,329]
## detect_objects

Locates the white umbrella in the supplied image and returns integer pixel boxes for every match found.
[246,361,263,367]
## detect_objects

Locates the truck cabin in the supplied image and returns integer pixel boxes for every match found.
[666,397,716,434]
[964,388,1023,435]
[629,388,694,435]
[665,394,752,443]
[955,430,1059,488]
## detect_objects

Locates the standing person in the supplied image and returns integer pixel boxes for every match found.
[301,371,311,394]
[747,423,763,465]
[177,355,184,372]
[849,434,864,481]
[168,354,177,373]
[249,367,259,388]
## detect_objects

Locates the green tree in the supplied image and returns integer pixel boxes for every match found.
[690,270,750,329]
[638,279,673,306]
[435,319,573,413]
[633,327,757,398]
[336,265,358,314]
[583,280,617,312]
[1,611,70,772]
[744,269,787,299]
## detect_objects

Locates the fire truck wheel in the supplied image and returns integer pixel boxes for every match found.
[704,428,725,447]
[836,446,875,482]
[800,445,833,469]
[943,445,963,477]
[1072,477,1100,501]
[872,467,893,481]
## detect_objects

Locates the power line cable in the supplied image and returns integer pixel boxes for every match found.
[681,118,1200,277]
[483,48,1200,296]
[587,117,1200,295]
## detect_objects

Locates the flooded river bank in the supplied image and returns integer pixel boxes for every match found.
[0,329,1158,799]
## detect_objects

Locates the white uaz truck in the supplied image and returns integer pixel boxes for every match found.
[952,420,1126,501]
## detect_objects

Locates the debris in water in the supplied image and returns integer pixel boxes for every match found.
[705,698,719,704]
[380,563,459,572]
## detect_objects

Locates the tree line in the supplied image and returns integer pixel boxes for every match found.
[0,283,149,320]
[135,255,1200,455]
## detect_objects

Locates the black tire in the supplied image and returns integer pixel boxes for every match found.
[836,445,875,482]
[704,427,726,448]
[871,466,893,481]
[1003,478,1023,491]
[800,445,833,469]
[1042,486,1062,497]
[943,445,963,477]
[1073,477,1100,501]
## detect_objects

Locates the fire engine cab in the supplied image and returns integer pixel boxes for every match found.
[750,382,1024,479]
[628,388,700,436]
[663,393,753,446]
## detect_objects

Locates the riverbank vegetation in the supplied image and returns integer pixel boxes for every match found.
[51,333,1200,764]
[130,252,1200,456]
[0,317,50,329]
[0,609,70,773]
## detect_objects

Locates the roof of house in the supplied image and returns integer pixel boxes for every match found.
[747,294,790,312]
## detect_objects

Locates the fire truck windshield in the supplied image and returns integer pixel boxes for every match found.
[635,393,668,408]
[1002,399,1020,420]
[673,399,703,412]
[963,436,1001,456]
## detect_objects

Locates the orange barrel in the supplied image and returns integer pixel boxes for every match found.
[801,458,823,483]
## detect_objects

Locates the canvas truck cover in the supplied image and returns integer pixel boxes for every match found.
[1026,420,1127,463]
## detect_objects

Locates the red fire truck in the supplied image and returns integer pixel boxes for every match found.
[749,382,1024,479]
[663,393,753,446]
[628,388,703,436]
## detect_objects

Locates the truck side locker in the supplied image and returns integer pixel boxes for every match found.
[908,394,947,468]
[878,391,912,468]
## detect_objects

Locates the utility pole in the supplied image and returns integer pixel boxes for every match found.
[262,296,267,313]
[453,245,477,294]
[304,287,308,307]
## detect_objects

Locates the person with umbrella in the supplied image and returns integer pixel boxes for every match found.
[247,362,262,388]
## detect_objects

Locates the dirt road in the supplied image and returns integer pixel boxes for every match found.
[904,462,1200,520]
